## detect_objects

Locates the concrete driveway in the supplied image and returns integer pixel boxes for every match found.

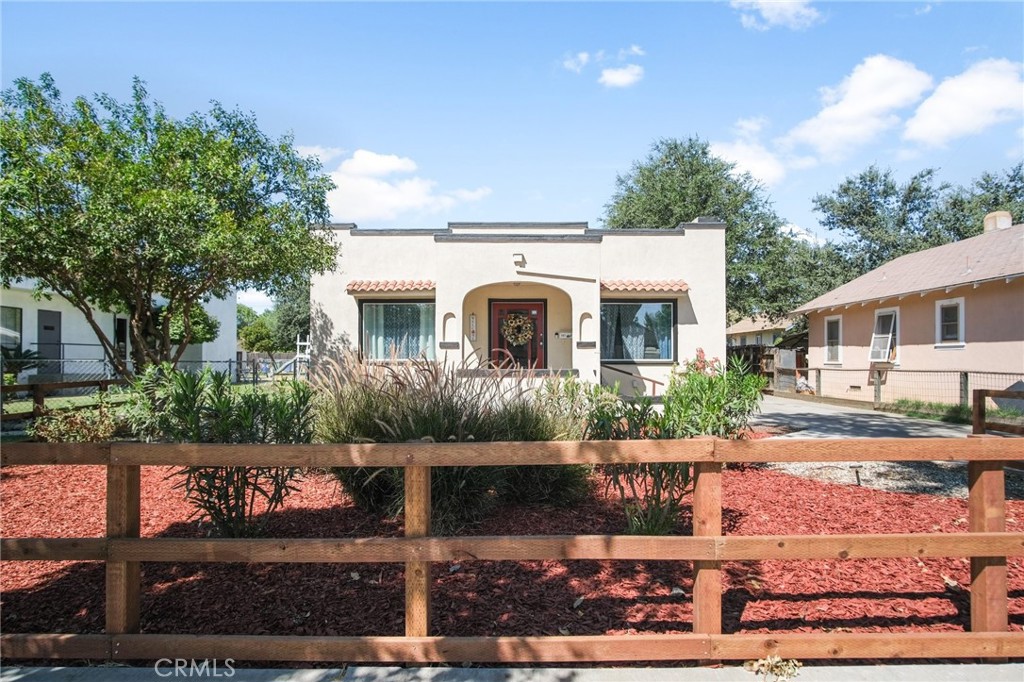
[751,394,972,439]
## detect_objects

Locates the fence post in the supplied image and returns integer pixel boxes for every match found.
[960,372,970,411]
[405,465,432,637]
[32,384,45,418]
[873,369,882,409]
[966,437,1007,639]
[815,369,822,397]
[106,458,141,637]
[972,389,986,435]
[693,456,723,644]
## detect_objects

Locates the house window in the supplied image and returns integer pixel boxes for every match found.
[755,334,763,345]
[1,306,22,350]
[600,301,674,361]
[935,297,964,345]
[362,302,435,360]
[824,315,842,364]
[869,308,898,363]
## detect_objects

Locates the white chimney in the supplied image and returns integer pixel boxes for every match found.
[983,211,1013,232]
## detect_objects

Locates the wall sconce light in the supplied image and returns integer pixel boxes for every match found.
[469,313,477,342]
[512,253,527,268]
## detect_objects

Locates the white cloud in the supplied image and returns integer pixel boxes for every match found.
[237,289,274,314]
[295,145,345,164]
[914,4,933,16]
[618,45,645,59]
[731,1,822,31]
[903,59,1024,147]
[782,54,933,161]
[782,223,824,246]
[598,64,644,88]
[326,149,491,222]
[711,139,787,186]
[339,149,417,177]
[563,51,590,74]
[711,118,786,186]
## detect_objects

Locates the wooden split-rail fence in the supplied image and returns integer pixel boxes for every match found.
[1,436,1023,664]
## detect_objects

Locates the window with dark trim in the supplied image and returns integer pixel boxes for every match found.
[361,301,435,360]
[600,301,674,361]
[1,306,22,350]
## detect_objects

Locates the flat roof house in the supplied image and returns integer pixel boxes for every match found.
[310,218,726,396]
[791,211,1024,404]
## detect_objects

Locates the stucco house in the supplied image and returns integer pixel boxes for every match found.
[310,219,726,396]
[725,315,790,347]
[1,278,238,381]
[791,211,1024,403]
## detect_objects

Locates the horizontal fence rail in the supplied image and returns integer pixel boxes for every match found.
[1,437,1023,665]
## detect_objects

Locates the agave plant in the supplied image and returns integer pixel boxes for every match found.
[1,346,43,375]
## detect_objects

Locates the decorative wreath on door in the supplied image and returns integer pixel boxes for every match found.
[500,313,534,346]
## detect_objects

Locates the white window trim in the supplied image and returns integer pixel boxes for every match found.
[934,297,965,348]
[869,306,900,365]
[824,314,842,365]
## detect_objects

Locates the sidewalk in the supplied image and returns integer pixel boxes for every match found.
[3,665,1023,682]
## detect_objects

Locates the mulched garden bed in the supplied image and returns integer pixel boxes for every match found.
[2,457,1022,662]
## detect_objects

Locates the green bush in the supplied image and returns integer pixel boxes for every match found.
[315,356,590,532]
[126,367,314,537]
[663,349,766,439]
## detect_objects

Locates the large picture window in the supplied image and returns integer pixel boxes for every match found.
[362,302,435,360]
[869,308,898,363]
[600,301,674,361]
[824,315,841,364]
[1,306,22,350]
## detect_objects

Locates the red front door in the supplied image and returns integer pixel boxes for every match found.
[490,301,545,369]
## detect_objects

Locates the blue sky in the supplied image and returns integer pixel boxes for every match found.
[4,1,1023,312]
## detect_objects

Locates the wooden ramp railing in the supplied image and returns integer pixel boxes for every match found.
[1,437,1023,663]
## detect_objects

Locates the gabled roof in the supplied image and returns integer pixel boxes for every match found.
[792,224,1024,314]
[726,315,790,335]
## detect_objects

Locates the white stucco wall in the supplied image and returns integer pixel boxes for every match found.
[2,279,237,374]
[311,220,727,397]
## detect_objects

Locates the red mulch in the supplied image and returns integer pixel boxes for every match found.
[2,453,1022,652]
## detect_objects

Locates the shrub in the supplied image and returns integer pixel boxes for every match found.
[663,349,766,439]
[30,400,119,443]
[315,355,589,532]
[126,367,314,537]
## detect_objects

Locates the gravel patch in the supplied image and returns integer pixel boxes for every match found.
[765,458,1024,500]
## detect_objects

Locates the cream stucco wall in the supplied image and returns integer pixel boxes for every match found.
[311,221,727,396]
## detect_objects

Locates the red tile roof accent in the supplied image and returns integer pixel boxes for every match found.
[601,279,689,293]
[346,279,436,293]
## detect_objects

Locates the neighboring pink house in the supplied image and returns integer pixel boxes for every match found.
[791,212,1024,404]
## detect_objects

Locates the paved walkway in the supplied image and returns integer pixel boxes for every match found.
[751,394,972,439]
[3,664,1023,682]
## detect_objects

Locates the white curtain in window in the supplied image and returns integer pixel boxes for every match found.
[364,303,435,360]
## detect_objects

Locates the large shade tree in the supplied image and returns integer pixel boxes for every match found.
[0,74,337,377]
[812,163,1024,277]
[603,137,798,320]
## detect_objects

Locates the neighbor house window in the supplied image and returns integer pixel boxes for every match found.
[362,302,435,360]
[869,308,899,363]
[1,306,22,350]
[935,297,964,345]
[601,301,674,361]
[824,315,842,364]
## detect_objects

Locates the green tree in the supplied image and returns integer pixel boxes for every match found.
[812,164,1023,278]
[239,317,284,364]
[603,137,796,320]
[236,304,259,332]
[270,277,310,353]
[0,74,337,377]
